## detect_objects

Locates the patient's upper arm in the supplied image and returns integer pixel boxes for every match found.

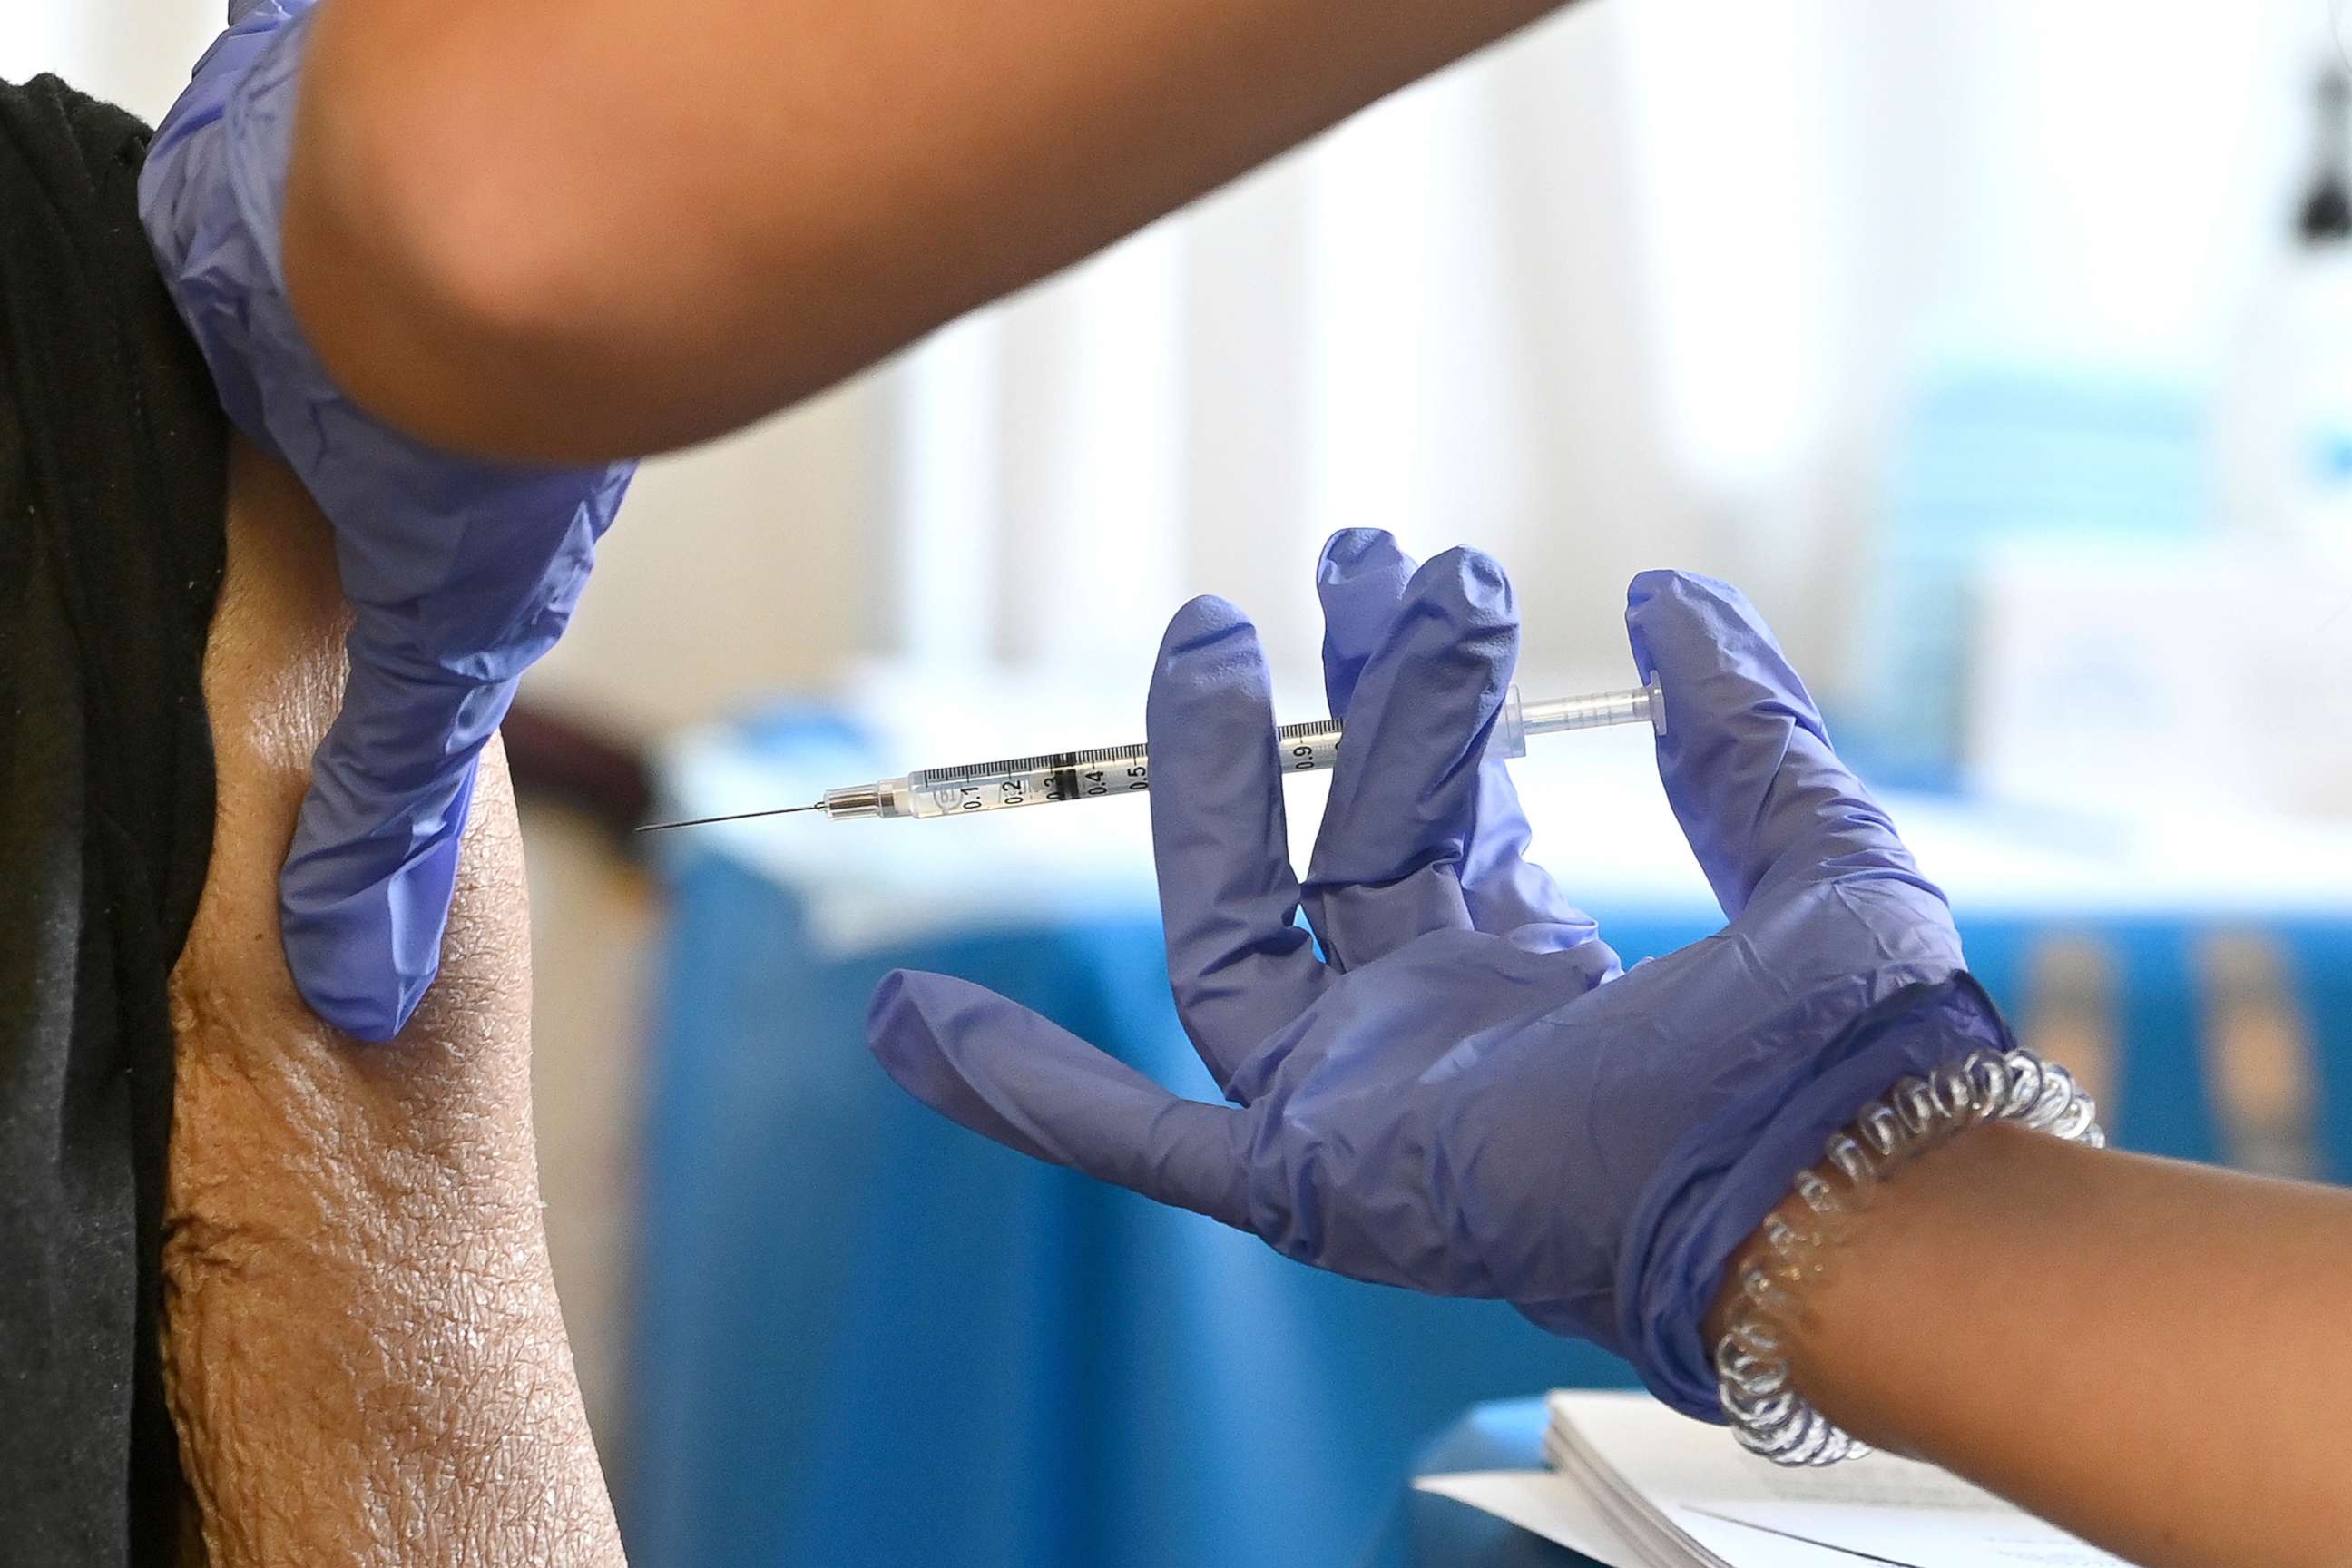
[163,437,622,1566]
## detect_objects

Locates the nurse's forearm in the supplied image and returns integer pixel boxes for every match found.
[280,0,1570,463]
[1710,1121,2352,1568]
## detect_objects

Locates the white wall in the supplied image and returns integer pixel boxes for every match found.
[877,0,2331,724]
[524,382,883,730]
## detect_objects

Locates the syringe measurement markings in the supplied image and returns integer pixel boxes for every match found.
[923,724,1342,791]
[917,747,1146,806]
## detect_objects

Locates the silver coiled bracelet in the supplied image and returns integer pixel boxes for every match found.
[1713,1048,2105,1466]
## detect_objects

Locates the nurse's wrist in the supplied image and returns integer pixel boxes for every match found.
[1706,1051,2104,1465]
[1625,978,2019,1423]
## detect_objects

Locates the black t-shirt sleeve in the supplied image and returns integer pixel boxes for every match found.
[0,73,229,1568]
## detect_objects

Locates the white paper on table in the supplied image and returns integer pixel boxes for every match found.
[1413,1470,1641,1566]
[1546,1424,1892,1568]
[1669,1510,1895,1568]
[1415,1468,1886,1568]
[1549,1393,2130,1568]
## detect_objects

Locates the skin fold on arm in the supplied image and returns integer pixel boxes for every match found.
[1711,1119,2352,1568]
[162,436,623,1566]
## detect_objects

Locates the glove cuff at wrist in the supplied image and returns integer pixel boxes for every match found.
[1618,974,2014,1420]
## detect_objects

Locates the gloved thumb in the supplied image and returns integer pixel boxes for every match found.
[279,650,518,1041]
[867,971,1259,1230]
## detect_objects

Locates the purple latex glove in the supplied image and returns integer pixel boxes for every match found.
[139,0,633,1040]
[867,533,2014,1417]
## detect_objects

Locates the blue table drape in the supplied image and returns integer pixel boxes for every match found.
[626,711,2352,1568]
[628,845,1649,1568]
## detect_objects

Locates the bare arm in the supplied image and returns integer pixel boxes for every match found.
[1711,1120,2352,1568]
[279,0,1570,462]
[163,436,622,1565]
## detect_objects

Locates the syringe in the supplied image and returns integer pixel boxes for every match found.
[638,680,1663,828]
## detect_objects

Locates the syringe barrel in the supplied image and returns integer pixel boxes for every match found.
[828,679,1661,822]
[897,742,1155,818]
[1517,681,1665,739]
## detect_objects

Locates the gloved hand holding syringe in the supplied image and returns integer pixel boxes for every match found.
[639,680,1664,828]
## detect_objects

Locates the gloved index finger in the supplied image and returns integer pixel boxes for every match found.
[1146,597,1331,1097]
[279,637,514,1040]
[1625,570,1933,923]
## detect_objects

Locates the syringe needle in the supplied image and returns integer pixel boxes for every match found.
[634,803,824,833]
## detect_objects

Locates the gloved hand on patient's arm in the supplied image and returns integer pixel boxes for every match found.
[138,0,632,1042]
[866,530,2012,1418]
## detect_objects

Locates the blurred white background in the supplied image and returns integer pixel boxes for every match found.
[23,0,2344,726]
[17,0,2352,1498]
